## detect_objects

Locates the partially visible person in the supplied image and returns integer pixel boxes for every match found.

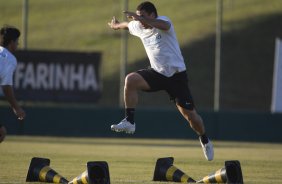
[0,125,7,143]
[0,25,26,143]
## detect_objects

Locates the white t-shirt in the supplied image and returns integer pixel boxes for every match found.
[128,16,186,77]
[0,46,17,86]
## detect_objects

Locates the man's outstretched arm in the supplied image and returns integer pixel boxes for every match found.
[108,16,129,30]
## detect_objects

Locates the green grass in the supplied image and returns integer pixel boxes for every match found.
[0,136,282,183]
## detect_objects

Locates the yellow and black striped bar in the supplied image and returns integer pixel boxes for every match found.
[197,160,243,184]
[166,165,196,183]
[69,161,110,184]
[26,157,69,183]
[68,171,88,184]
[197,168,227,183]
[153,157,196,183]
[36,165,69,183]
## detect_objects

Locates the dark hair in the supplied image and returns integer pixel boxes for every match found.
[137,1,158,18]
[0,25,21,47]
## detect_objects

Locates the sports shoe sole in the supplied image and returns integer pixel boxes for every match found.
[111,126,135,134]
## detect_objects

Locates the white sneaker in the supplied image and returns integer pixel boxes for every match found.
[200,139,214,161]
[111,119,135,134]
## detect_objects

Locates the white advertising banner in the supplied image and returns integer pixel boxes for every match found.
[271,38,282,113]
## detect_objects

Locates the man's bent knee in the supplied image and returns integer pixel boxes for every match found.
[125,73,139,87]
[125,72,149,90]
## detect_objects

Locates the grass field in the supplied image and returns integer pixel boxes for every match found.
[0,136,282,184]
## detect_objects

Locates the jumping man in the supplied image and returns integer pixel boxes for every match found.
[108,1,214,161]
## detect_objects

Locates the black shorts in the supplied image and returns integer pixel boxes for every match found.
[136,68,195,110]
